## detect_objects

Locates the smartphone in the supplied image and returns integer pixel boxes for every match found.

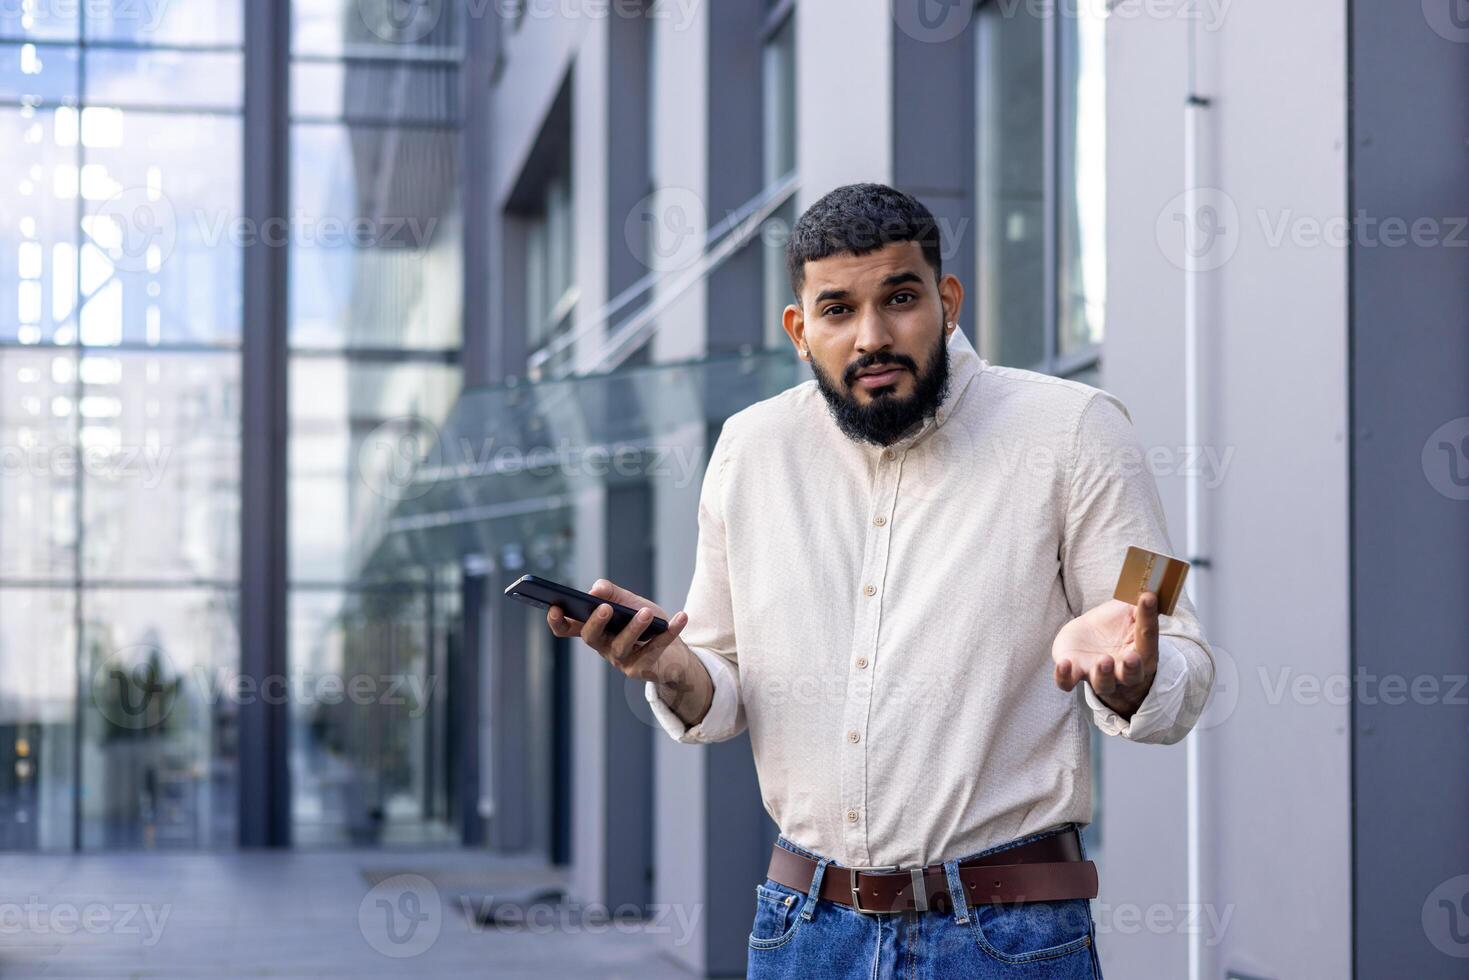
[503,574,669,643]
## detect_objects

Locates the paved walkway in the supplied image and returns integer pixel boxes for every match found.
[0,850,701,979]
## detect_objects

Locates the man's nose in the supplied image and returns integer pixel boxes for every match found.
[853,309,896,354]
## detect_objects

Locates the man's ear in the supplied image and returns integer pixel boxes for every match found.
[782,303,808,359]
[938,273,965,330]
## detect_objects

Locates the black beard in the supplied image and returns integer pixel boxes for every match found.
[809,326,952,447]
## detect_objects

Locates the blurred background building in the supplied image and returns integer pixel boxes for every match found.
[0,1,1465,978]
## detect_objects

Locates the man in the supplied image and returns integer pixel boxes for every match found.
[544,183,1215,978]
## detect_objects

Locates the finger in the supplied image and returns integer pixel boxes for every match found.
[1089,655,1117,695]
[580,602,615,650]
[588,578,658,614]
[1115,650,1145,686]
[547,606,582,639]
[1053,657,1079,692]
[1135,592,1160,660]
[615,611,690,677]
[607,606,660,665]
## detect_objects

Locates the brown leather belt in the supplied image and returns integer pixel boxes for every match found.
[766,828,1099,914]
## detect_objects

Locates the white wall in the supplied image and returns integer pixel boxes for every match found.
[1103,2,1351,977]
[794,0,893,207]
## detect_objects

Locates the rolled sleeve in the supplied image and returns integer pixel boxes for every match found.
[645,645,742,744]
[1084,636,1211,743]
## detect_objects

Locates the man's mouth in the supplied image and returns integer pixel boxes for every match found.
[853,365,907,389]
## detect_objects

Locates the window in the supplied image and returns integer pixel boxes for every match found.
[762,3,797,350]
[287,0,464,847]
[0,0,467,852]
[526,169,577,355]
[1,1,245,851]
[974,0,1104,380]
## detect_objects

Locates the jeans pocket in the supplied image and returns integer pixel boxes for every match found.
[748,879,804,950]
[969,898,1095,966]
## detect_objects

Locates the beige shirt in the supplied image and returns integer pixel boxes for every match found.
[645,327,1215,869]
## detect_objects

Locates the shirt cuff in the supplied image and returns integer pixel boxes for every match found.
[1084,637,1190,742]
[644,645,740,744]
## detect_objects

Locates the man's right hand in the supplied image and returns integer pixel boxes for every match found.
[544,579,713,728]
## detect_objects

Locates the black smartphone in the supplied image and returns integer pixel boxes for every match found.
[503,574,669,643]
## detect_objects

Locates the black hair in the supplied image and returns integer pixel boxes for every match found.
[785,183,943,300]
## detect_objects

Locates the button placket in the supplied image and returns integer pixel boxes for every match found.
[839,446,903,863]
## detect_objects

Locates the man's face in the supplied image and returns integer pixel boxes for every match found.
[783,241,964,446]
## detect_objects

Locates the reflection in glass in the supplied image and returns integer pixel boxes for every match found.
[291,60,459,125]
[1059,9,1106,355]
[290,124,462,350]
[1,109,78,345]
[79,588,238,850]
[762,13,796,350]
[0,350,77,580]
[84,0,243,47]
[0,41,79,104]
[975,3,1046,369]
[0,589,76,851]
[525,171,575,354]
[289,358,461,583]
[80,352,240,582]
[0,6,78,41]
[289,584,459,847]
[80,112,243,346]
[292,0,462,58]
[84,49,244,112]
[287,0,465,850]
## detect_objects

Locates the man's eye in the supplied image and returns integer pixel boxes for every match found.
[823,305,850,317]
[889,292,916,306]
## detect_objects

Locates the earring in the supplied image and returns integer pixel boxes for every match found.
[800,347,810,359]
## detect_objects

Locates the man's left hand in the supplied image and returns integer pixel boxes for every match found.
[1051,593,1160,719]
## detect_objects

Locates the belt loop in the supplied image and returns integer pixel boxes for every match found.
[942,858,971,925]
[801,857,829,921]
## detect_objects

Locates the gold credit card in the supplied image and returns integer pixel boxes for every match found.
[1112,546,1190,616]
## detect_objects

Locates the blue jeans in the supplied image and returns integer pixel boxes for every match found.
[746,824,1103,979]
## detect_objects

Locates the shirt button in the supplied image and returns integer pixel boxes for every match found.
[847,730,860,743]
[862,584,876,597]
[846,809,859,823]
[873,515,886,526]
[883,449,895,461]
[855,657,868,669]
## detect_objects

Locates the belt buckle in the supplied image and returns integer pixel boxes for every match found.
[847,864,929,914]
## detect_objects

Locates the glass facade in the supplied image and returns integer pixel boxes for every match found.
[1,3,243,850]
[0,0,464,852]
[286,0,464,847]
